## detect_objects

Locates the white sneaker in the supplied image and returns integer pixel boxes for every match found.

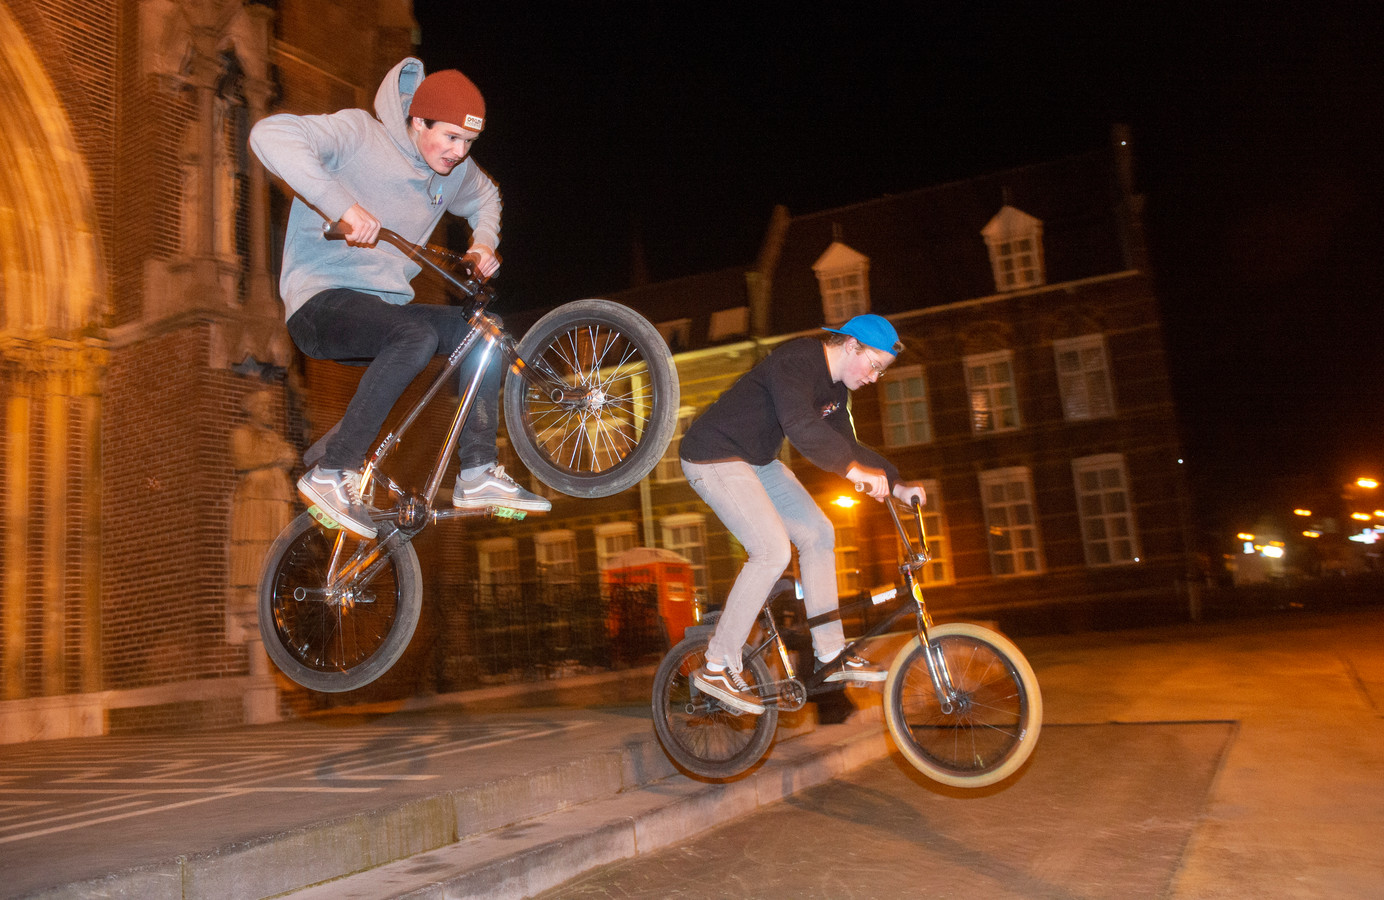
[298,466,377,539]
[819,653,888,684]
[452,465,551,512]
[692,664,765,715]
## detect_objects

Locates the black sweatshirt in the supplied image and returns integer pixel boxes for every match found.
[679,337,899,485]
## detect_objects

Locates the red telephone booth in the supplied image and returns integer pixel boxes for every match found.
[600,548,699,645]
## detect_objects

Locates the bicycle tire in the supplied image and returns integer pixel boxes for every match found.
[883,623,1042,787]
[258,512,422,693]
[504,299,679,498]
[651,633,778,780]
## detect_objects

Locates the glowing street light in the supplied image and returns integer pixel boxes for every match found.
[832,495,858,509]
[1293,508,1312,517]
[1357,478,1379,490]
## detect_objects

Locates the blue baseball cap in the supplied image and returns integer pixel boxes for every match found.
[822,314,903,355]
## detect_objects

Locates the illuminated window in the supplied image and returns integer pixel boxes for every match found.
[1054,335,1115,421]
[1073,454,1140,566]
[811,241,870,325]
[981,205,1045,292]
[979,467,1043,576]
[534,530,578,584]
[881,365,932,448]
[835,522,860,594]
[595,522,638,570]
[654,407,697,482]
[661,513,709,594]
[478,537,519,585]
[965,350,1021,434]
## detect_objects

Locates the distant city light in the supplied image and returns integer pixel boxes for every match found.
[1236,533,1255,541]
[1357,478,1379,489]
[1352,512,1372,521]
[832,496,858,509]
[1302,530,1321,538]
[1293,508,1312,517]
[1261,545,1285,559]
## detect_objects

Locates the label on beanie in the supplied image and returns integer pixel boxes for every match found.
[465,114,484,130]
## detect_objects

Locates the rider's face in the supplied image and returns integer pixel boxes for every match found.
[845,340,895,390]
[410,118,480,176]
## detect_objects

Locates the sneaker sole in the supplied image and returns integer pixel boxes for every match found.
[823,670,889,684]
[451,497,552,512]
[297,479,377,539]
[691,674,765,715]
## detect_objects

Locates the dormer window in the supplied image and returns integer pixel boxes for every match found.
[981,205,1045,292]
[811,241,870,325]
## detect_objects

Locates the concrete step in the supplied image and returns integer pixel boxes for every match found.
[19,692,828,900]
[274,709,889,900]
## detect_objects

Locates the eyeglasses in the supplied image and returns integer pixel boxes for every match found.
[861,347,889,376]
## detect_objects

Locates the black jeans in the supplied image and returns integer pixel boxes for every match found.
[287,288,502,471]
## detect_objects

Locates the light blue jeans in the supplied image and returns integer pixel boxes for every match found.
[682,458,846,671]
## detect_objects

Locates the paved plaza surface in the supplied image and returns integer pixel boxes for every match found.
[2,601,1382,898]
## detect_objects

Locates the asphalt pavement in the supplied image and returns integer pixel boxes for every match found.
[3,600,1382,899]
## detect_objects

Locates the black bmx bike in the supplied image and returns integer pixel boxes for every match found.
[652,496,1042,787]
[258,225,679,692]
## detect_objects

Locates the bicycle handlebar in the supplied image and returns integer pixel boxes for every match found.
[322,221,498,301]
[854,482,931,569]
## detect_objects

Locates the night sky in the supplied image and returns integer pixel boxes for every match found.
[411,3,1384,533]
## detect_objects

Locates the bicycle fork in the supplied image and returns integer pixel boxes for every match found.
[906,573,961,714]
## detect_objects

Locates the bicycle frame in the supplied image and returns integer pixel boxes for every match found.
[742,497,961,711]
[313,226,576,594]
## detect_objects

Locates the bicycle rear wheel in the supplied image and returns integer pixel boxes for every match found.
[651,633,778,780]
[884,623,1042,787]
[505,299,678,498]
[258,512,422,693]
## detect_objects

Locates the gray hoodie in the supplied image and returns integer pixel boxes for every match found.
[250,58,502,320]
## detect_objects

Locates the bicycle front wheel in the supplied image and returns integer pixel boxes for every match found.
[651,633,778,780]
[884,623,1042,787]
[258,512,422,693]
[505,299,679,498]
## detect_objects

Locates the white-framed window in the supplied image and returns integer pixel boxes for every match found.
[965,350,1021,434]
[905,479,953,586]
[1054,334,1115,421]
[835,522,860,595]
[654,407,697,483]
[979,467,1043,576]
[661,513,709,593]
[595,521,638,570]
[881,365,932,448]
[811,241,870,325]
[1073,454,1140,566]
[534,530,578,584]
[478,537,519,585]
[656,318,691,353]
[708,306,748,341]
[981,205,1045,292]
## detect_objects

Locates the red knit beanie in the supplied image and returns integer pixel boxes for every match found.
[409,69,486,132]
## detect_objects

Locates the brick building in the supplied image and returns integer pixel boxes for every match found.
[477,130,1199,638]
[0,0,414,742]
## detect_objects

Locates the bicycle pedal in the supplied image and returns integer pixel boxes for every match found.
[306,505,342,530]
[490,507,527,521]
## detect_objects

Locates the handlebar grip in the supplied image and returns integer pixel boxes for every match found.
[854,482,866,492]
[323,221,352,240]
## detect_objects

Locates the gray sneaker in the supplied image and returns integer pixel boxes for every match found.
[298,466,377,539]
[692,664,765,715]
[452,465,551,512]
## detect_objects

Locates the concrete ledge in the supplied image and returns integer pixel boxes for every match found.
[280,716,892,900]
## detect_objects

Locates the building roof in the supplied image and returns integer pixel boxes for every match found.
[608,143,1137,348]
